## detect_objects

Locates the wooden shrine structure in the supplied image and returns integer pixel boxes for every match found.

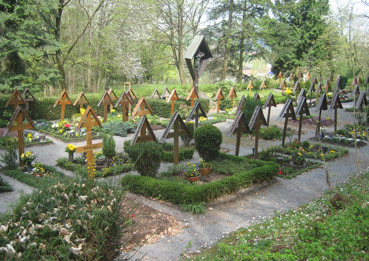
[229,111,250,156]
[53,89,73,121]
[355,91,368,112]
[278,98,297,147]
[293,81,301,93]
[248,105,267,157]
[97,91,113,122]
[214,88,224,114]
[131,115,156,145]
[187,87,199,107]
[73,92,90,110]
[186,100,207,128]
[160,112,191,164]
[115,91,133,122]
[263,93,277,126]
[295,96,310,142]
[167,89,179,115]
[329,92,343,133]
[254,93,261,103]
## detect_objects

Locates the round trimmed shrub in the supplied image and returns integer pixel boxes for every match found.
[194,124,222,162]
[127,142,162,177]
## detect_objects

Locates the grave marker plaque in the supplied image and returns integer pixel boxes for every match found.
[329,92,343,133]
[53,89,73,121]
[355,91,368,112]
[6,89,26,112]
[229,110,251,156]
[167,89,179,115]
[108,88,119,112]
[248,105,267,157]
[214,88,224,114]
[186,87,199,107]
[315,93,328,136]
[76,105,102,179]
[295,96,310,142]
[236,95,246,113]
[73,92,90,110]
[263,93,277,126]
[151,88,161,99]
[131,115,156,145]
[160,112,191,164]
[115,91,133,122]
[228,87,237,106]
[4,107,35,166]
[97,91,113,122]
[247,81,254,96]
[186,100,207,128]
[278,98,296,147]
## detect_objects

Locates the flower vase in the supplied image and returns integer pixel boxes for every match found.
[27,162,33,173]
[68,153,74,162]
[199,167,211,176]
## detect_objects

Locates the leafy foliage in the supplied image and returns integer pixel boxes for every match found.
[194,125,223,162]
[102,133,116,159]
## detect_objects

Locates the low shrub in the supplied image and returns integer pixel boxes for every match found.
[0,138,18,169]
[0,176,12,193]
[100,121,136,137]
[257,125,282,140]
[126,142,162,177]
[102,133,116,159]
[194,124,222,162]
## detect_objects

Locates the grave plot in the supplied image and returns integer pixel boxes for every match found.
[316,125,368,147]
[0,130,52,149]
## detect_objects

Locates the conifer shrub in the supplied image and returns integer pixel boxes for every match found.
[194,124,222,162]
[102,133,116,160]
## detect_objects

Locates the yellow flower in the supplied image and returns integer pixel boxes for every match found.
[80,108,85,115]
[286,87,292,95]
[111,109,116,113]
[59,129,63,133]
[320,153,324,158]
[193,164,196,167]
[298,152,302,156]
[330,150,335,153]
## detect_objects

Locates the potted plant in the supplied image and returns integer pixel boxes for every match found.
[65,144,77,161]
[21,151,36,173]
[184,162,200,182]
[199,159,212,176]
[32,163,46,177]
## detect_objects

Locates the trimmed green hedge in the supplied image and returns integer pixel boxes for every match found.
[121,153,279,204]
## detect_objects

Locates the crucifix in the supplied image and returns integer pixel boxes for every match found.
[186,100,207,129]
[295,96,310,142]
[22,88,36,113]
[249,105,267,157]
[4,107,35,167]
[229,110,251,156]
[167,89,179,115]
[263,93,277,126]
[214,88,224,114]
[97,91,113,122]
[259,80,267,98]
[76,106,102,179]
[329,92,343,133]
[247,81,254,97]
[315,93,328,137]
[160,112,191,164]
[6,89,26,112]
[278,98,297,147]
[108,88,119,112]
[73,92,90,110]
[187,87,199,107]
[115,91,133,122]
[53,89,73,121]
[228,87,237,107]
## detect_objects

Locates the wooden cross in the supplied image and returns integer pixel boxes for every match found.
[4,107,35,167]
[295,96,310,142]
[249,105,267,157]
[214,88,224,114]
[324,81,330,93]
[355,91,368,112]
[186,87,199,107]
[160,112,191,164]
[75,105,102,179]
[247,81,254,96]
[108,88,119,112]
[335,75,341,92]
[297,89,307,104]
[315,93,328,137]
[357,76,362,88]
[187,101,207,129]
[161,87,171,100]
[354,85,360,104]
[127,88,137,99]
[259,80,267,97]
[263,93,276,126]
[278,72,283,83]
[351,76,357,89]
[151,88,161,99]
[329,92,343,133]
[131,97,153,119]
[280,80,287,92]
[115,91,133,122]
[73,92,90,110]
[229,110,250,156]
[97,91,113,122]
[306,71,310,80]
[309,77,317,104]
[293,81,301,93]
[167,89,179,115]
[131,115,156,145]
[53,89,73,121]
[6,88,26,112]
[236,95,246,114]
[123,82,131,91]
[22,88,36,112]
[228,87,237,107]
[254,93,261,103]
[278,98,297,147]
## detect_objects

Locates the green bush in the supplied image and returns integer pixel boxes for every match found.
[0,138,18,169]
[258,126,282,140]
[161,146,195,162]
[0,175,12,193]
[100,121,135,137]
[243,95,261,123]
[126,142,162,177]
[180,122,194,146]
[102,133,116,159]
[194,124,222,162]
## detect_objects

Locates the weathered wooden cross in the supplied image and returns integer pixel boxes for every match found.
[295,96,310,142]
[161,87,171,100]
[53,89,73,121]
[214,88,224,114]
[355,91,368,112]
[329,92,343,133]
[229,110,250,156]
[293,81,301,93]
[186,100,207,129]
[76,105,102,179]
[297,89,307,104]
[131,97,154,137]
[73,92,90,110]
[151,88,161,99]
[115,91,133,122]
[186,87,199,107]
[278,98,297,147]
[4,107,35,167]
[228,87,237,107]
[309,77,317,104]
[236,95,246,114]
[249,105,267,157]
[131,115,156,145]
[6,89,26,112]
[123,82,131,91]
[247,81,254,96]
[315,93,328,137]
[259,80,267,97]
[278,71,283,83]
[280,80,287,92]
[160,112,191,164]
[22,88,36,112]
[263,93,277,126]
[97,91,113,122]
[108,88,119,112]
[167,89,179,115]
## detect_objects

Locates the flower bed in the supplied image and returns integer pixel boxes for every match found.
[121,153,279,205]
[0,177,124,260]
[318,128,367,147]
[0,133,52,150]
[292,115,334,126]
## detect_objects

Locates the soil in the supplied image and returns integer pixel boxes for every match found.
[198,172,228,183]
[119,194,183,253]
[151,124,166,130]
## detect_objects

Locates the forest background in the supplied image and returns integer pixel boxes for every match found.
[1,0,368,96]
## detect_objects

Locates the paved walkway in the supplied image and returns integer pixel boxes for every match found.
[0,101,368,260]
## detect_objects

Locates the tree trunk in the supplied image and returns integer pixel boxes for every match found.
[55,0,67,89]
[221,0,234,81]
[237,1,247,83]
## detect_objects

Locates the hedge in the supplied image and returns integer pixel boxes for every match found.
[121,153,279,204]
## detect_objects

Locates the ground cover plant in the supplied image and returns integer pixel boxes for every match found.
[0,177,125,260]
[0,175,12,193]
[191,170,369,260]
[0,134,52,150]
[254,125,282,140]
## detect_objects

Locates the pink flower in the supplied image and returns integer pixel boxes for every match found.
[278,170,283,175]
[64,123,71,128]
[131,214,134,218]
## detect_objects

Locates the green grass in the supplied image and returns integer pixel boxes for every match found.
[0,175,12,193]
[191,171,369,260]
